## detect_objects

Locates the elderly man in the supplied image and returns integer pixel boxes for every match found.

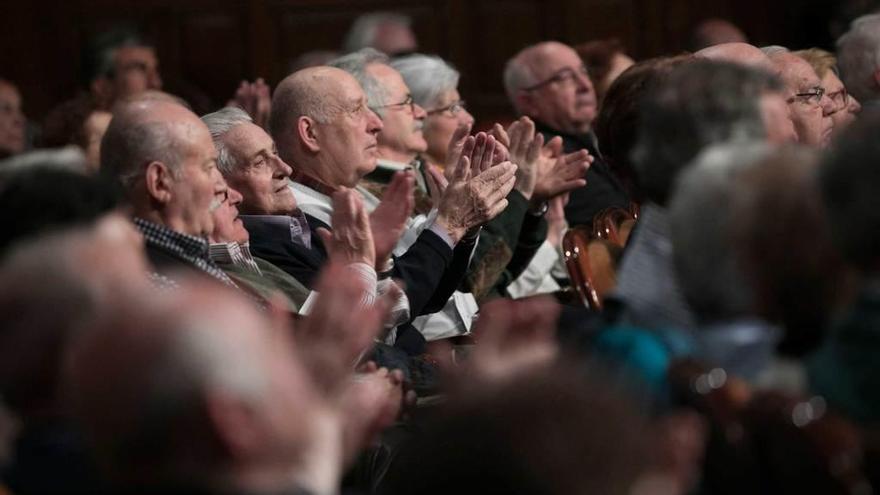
[100,98,236,287]
[837,13,880,109]
[764,46,835,147]
[504,41,630,226]
[83,27,163,111]
[696,43,798,144]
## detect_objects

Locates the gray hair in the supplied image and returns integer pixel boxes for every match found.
[391,53,460,109]
[837,13,880,102]
[99,104,185,191]
[328,48,391,117]
[343,12,411,54]
[632,60,777,206]
[201,107,253,175]
[668,141,773,323]
[503,48,540,112]
[760,45,790,57]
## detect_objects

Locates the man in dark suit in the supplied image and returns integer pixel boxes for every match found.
[504,41,632,227]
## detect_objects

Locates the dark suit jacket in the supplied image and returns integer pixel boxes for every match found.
[244,212,471,318]
[535,121,631,228]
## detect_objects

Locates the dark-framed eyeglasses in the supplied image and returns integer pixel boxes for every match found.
[826,87,849,110]
[372,95,416,114]
[786,86,825,106]
[427,100,467,116]
[522,66,590,92]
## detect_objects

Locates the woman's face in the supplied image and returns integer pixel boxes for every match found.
[822,71,858,137]
[423,88,474,166]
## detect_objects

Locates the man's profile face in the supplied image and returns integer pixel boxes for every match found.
[519,43,597,135]
[112,46,162,99]
[368,63,428,160]
[166,118,227,237]
[777,55,834,147]
[210,187,249,244]
[223,122,296,216]
[759,92,798,144]
[314,74,384,187]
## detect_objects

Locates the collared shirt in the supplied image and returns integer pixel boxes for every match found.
[133,217,238,288]
[209,241,263,276]
[239,210,312,250]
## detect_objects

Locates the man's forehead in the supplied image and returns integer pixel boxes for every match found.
[114,45,157,63]
[528,43,581,74]
[780,56,820,88]
[227,121,273,154]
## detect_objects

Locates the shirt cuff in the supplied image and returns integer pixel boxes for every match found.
[345,262,378,307]
[427,221,456,248]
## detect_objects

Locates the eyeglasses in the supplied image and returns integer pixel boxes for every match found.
[522,66,590,92]
[427,100,467,116]
[826,87,849,110]
[786,86,825,106]
[372,95,416,114]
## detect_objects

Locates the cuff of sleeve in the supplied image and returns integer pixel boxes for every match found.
[427,221,456,248]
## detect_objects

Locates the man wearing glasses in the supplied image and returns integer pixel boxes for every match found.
[504,41,631,227]
[765,47,835,148]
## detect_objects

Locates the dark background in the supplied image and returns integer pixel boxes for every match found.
[1,0,873,127]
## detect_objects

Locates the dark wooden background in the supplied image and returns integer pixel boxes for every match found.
[0,0,860,126]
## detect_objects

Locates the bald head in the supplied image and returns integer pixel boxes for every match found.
[696,42,774,72]
[270,66,352,149]
[68,277,318,488]
[270,66,383,187]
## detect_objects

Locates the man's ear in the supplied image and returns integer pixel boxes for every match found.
[145,161,175,204]
[203,390,263,461]
[297,116,321,153]
[514,90,538,118]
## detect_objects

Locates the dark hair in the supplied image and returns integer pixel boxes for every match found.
[575,39,625,97]
[633,60,779,206]
[381,362,650,495]
[41,95,101,149]
[80,25,151,87]
[819,109,880,271]
[0,167,121,257]
[595,55,693,203]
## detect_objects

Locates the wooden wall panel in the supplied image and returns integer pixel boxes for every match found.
[0,0,850,126]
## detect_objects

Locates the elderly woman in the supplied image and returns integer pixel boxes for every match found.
[390,54,475,170]
[794,48,861,137]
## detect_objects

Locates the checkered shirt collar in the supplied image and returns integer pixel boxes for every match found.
[133,217,238,288]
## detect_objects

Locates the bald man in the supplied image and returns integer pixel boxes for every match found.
[504,41,630,226]
[765,48,836,147]
[697,43,798,144]
[100,99,234,285]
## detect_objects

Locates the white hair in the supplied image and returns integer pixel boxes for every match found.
[328,48,391,116]
[837,13,880,102]
[200,106,253,175]
[760,45,790,58]
[390,54,460,109]
[343,12,411,54]
[502,49,539,113]
[668,141,773,323]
